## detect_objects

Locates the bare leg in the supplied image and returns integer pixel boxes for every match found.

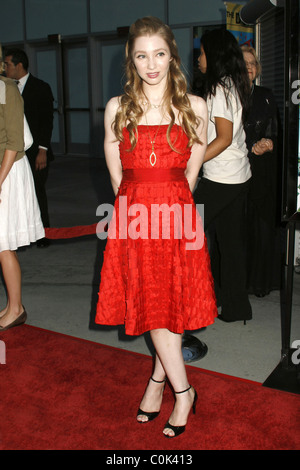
[150,329,196,437]
[137,328,196,436]
[0,250,23,327]
[137,354,166,423]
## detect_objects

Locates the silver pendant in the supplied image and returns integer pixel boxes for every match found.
[149,151,157,166]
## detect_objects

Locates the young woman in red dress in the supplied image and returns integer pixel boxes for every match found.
[95,16,217,438]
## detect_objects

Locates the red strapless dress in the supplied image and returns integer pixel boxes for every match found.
[95,125,217,335]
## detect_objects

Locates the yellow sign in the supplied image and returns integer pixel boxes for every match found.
[225,2,254,46]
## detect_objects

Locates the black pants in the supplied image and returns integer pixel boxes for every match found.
[194,177,252,321]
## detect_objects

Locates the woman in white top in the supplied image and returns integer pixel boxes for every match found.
[193,28,252,323]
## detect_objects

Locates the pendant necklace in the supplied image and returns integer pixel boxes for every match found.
[144,112,165,167]
[142,92,163,111]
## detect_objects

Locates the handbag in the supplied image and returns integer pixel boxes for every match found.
[24,115,33,151]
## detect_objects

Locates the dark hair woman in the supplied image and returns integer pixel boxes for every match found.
[193,28,252,323]
[200,28,250,123]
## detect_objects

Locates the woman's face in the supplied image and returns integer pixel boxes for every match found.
[197,45,207,74]
[132,34,172,88]
[243,51,257,83]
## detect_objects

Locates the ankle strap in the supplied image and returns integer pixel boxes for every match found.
[175,385,191,394]
[151,376,166,384]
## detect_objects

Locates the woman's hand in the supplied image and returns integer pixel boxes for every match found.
[252,138,273,155]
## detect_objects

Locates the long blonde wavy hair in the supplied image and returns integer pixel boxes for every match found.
[113,16,202,151]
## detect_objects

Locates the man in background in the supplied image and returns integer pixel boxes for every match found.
[4,48,54,247]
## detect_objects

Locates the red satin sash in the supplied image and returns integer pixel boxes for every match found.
[122,168,186,183]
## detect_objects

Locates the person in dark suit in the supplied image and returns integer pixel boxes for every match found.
[4,48,54,247]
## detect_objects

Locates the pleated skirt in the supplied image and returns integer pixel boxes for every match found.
[0,155,45,252]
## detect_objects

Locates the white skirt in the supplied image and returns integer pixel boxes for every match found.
[0,155,45,252]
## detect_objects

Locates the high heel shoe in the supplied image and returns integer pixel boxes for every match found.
[0,309,27,331]
[163,385,198,438]
[137,376,166,423]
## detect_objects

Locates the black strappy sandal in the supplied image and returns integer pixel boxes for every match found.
[163,385,198,438]
[137,377,166,423]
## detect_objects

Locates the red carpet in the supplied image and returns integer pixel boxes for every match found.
[0,324,299,451]
[45,223,97,239]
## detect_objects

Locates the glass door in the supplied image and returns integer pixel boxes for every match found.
[32,36,126,157]
[94,37,127,153]
[63,42,90,155]
[33,40,91,156]
[35,44,65,155]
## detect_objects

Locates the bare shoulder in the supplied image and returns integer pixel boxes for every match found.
[106,95,121,109]
[104,96,122,132]
[105,96,121,116]
[187,93,207,114]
